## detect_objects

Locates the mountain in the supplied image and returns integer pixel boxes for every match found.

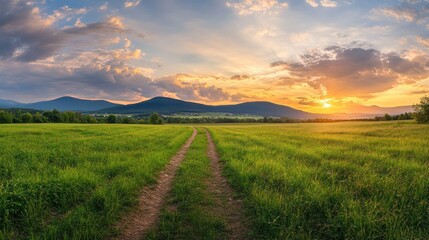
[213,102,318,119]
[341,103,414,115]
[100,97,322,119]
[0,99,21,108]
[22,96,120,112]
[1,96,415,119]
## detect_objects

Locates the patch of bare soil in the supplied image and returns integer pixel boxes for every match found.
[205,130,251,240]
[114,128,197,240]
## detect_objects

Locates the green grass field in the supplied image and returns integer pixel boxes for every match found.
[209,121,429,239]
[147,128,227,240]
[1,122,429,239]
[0,124,193,239]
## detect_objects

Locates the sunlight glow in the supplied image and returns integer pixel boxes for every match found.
[320,99,333,108]
[323,102,332,108]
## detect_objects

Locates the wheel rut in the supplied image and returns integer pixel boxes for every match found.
[205,130,251,240]
[114,128,197,240]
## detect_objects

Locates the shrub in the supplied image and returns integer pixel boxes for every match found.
[106,115,116,123]
[0,110,13,123]
[148,113,164,125]
[21,112,33,123]
[414,96,429,124]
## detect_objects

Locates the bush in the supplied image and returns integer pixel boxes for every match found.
[414,96,429,124]
[106,115,116,123]
[0,110,13,123]
[33,113,47,123]
[21,112,33,123]
[148,113,164,125]
[121,117,135,124]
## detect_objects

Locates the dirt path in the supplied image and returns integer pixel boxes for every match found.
[205,130,251,240]
[115,128,198,240]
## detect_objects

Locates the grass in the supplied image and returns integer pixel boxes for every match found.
[147,128,227,240]
[0,124,192,239]
[2,122,429,239]
[207,121,429,239]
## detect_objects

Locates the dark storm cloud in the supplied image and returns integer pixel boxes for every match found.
[271,45,429,97]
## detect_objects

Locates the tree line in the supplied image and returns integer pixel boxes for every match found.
[0,109,164,124]
[0,96,428,124]
[0,109,415,124]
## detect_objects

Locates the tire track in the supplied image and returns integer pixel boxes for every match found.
[205,129,251,240]
[115,128,197,240]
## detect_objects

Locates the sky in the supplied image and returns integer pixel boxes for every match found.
[0,0,429,113]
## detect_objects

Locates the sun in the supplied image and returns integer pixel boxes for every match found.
[323,102,332,108]
[320,99,333,108]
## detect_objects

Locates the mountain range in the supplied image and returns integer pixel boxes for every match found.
[101,97,319,119]
[0,96,119,112]
[0,96,414,119]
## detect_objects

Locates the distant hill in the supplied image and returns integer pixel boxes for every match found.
[0,96,415,119]
[0,99,21,108]
[100,97,322,119]
[341,103,414,115]
[21,96,120,112]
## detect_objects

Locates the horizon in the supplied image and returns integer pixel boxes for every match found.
[1,95,415,115]
[0,0,428,114]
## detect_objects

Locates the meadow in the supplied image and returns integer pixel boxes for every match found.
[208,121,429,239]
[147,128,228,240]
[0,124,192,239]
[1,122,429,239]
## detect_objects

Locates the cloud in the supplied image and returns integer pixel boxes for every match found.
[63,16,126,35]
[306,0,338,8]
[0,0,66,61]
[231,74,252,80]
[99,2,109,11]
[124,0,141,8]
[156,75,235,102]
[374,0,429,23]
[271,45,429,97]
[0,52,240,103]
[47,5,87,24]
[296,97,320,106]
[124,38,132,48]
[320,0,337,7]
[0,0,128,62]
[306,0,319,7]
[417,36,429,48]
[226,0,288,15]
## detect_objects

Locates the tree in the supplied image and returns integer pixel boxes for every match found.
[21,112,33,123]
[414,96,429,124]
[0,110,13,123]
[83,115,97,123]
[148,113,164,124]
[106,114,117,123]
[263,116,268,123]
[43,109,62,123]
[33,112,47,123]
[383,114,392,121]
[121,117,135,124]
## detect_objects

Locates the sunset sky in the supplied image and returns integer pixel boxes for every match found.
[1,0,429,113]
